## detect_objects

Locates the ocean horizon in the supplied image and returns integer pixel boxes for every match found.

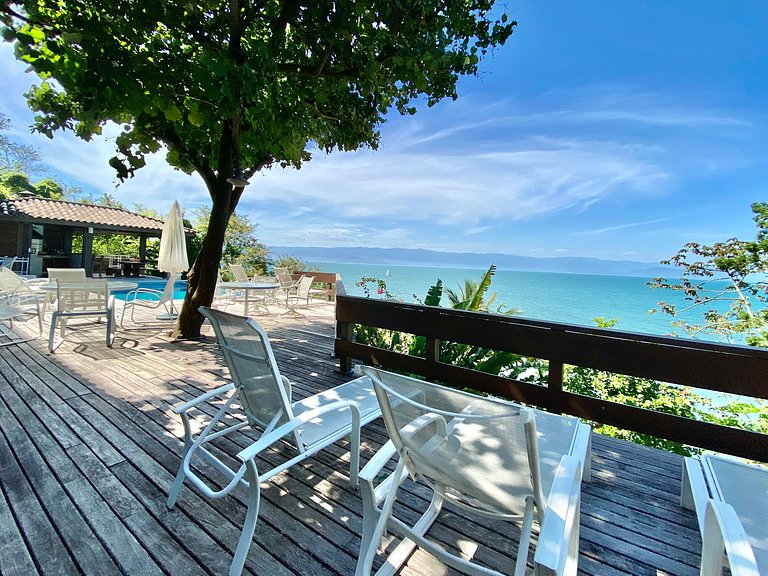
[312,260,743,343]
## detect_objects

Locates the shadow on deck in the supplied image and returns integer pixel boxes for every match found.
[0,299,700,575]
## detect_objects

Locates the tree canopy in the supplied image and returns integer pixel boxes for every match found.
[1,0,515,337]
[649,202,768,345]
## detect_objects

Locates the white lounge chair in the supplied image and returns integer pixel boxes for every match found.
[682,455,767,575]
[0,267,44,346]
[48,279,115,352]
[166,306,383,576]
[354,366,592,576]
[120,272,179,326]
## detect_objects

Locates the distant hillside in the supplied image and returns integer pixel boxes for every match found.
[269,246,677,278]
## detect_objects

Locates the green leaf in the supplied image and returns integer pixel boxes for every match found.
[188,109,204,127]
[163,105,182,122]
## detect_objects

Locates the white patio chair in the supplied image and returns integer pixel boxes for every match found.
[166,306,383,576]
[284,275,314,316]
[48,279,115,352]
[700,499,760,576]
[274,266,300,301]
[251,275,278,306]
[354,366,592,576]
[0,267,44,346]
[229,263,250,282]
[120,272,179,326]
[682,455,767,575]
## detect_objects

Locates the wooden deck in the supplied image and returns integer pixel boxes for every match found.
[0,297,702,575]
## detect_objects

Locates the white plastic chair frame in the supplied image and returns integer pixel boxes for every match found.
[682,455,767,575]
[166,306,382,576]
[48,279,115,352]
[120,272,179,326]
[0,268,44,346]
[354,366,591,576]
[700,500,760,576]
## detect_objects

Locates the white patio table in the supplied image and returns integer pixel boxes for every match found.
[38,280,139,293]
[218,281,279,316]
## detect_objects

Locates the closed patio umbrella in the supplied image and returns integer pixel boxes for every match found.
[157,200,189,319]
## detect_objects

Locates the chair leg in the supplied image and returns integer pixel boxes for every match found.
[166,462,187,510]
[120,302,128,327]
[48,314,59,352]
[356,456,409,576]
[106,311,114,347]
[229,462,262,576]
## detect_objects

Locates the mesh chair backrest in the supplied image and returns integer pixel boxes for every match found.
[365,367,542,518]
[0,267,24,293]
[274,267,295,289]
[296,275,314,297]
[48,268,86,281]
[200,307,293,430]
[229,263,250,282]
[55,279,110,312]
[1,256,16,269]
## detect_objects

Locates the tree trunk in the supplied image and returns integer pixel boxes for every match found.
[173,184,233,339]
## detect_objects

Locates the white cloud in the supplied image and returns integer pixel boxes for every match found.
[573,215,679,236]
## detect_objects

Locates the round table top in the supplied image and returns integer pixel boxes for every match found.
[38,280,139,292]
[219,281,279,289]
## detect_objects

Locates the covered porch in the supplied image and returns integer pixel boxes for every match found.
[0,196,166,278]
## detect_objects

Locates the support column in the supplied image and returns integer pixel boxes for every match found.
[83,227,94,277]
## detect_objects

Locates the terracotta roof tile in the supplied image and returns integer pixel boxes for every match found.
[0,197,167,234]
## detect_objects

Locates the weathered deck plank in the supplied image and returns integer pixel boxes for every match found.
[0,298,702,575]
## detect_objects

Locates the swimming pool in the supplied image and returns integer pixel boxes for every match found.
[112,277,188,301]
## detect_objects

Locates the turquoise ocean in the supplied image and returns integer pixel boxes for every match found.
[312,261,741,343]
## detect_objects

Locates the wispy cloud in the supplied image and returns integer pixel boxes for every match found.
[573,215,679,236]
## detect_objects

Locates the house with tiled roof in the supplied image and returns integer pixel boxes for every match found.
[0,196,171,277]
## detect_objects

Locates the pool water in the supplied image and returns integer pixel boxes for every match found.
[112,277,187,301]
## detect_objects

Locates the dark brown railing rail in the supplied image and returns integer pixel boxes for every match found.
[334,282,768,462]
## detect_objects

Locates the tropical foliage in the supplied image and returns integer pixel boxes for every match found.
[648,202,768,345]
[353,265,767,456]
[189,207,269,280]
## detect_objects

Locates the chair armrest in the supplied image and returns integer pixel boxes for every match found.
[701,500,759,576]
[359,439,398,483]
[172,383,236,414]
[236,399,361,463]
[535,454,583,576]
[124,288,163,302]
[682,457,710,535]
[359,439,407,509]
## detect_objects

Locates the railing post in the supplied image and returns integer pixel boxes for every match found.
[425,338,440,382]
[548,360,564,391]
[335,319,353,374]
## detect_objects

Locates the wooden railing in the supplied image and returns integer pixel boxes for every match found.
[334,282,768,462]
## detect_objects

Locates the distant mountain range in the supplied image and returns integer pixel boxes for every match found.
[269,246,677,278]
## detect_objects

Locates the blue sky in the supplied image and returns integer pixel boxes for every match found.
[1,1,767,263]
